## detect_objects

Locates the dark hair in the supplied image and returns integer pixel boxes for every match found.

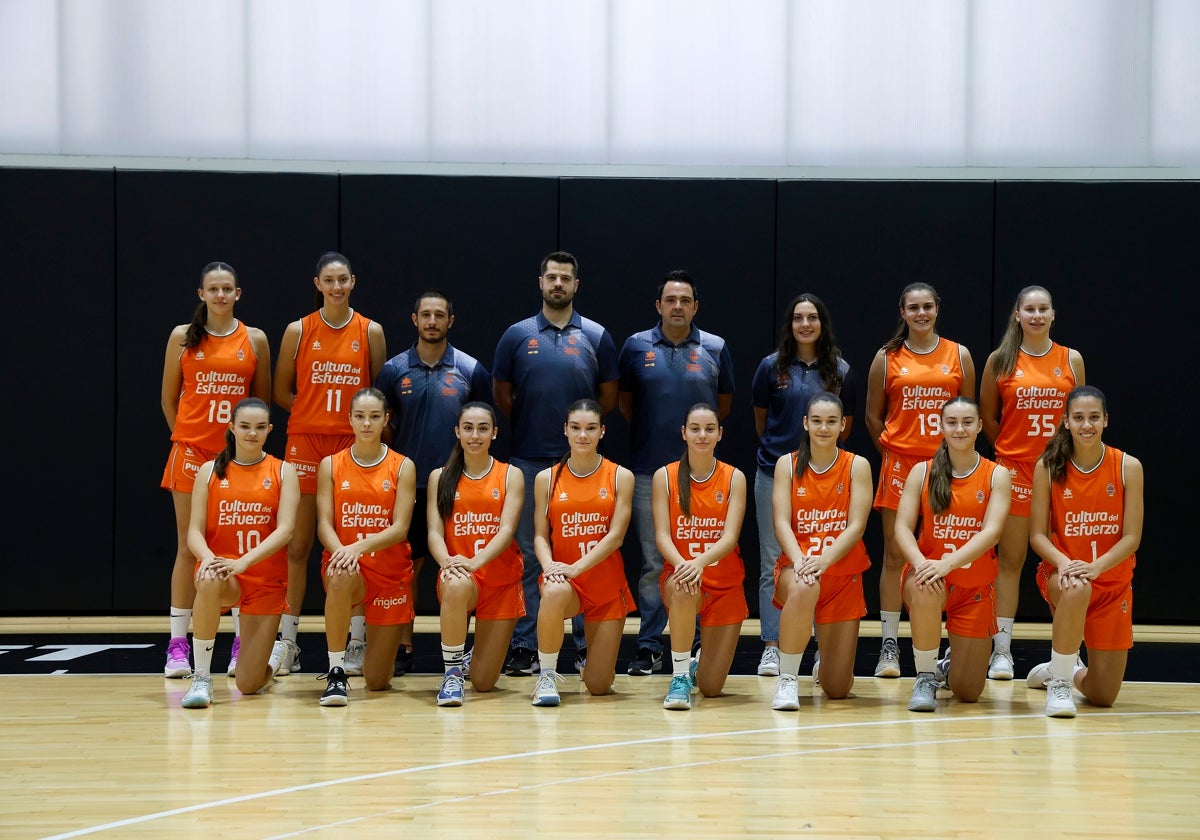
[350,386,388,413]
[794,391,844,477]
[1041,386,1108,483]
[540,251,579,277]
[436,401,498,520]
[550,398,604,495]
[928,396,978,514]
[213,397,270,480]
[992,285,1052,377]
[773,293,844,394]
[883,283,942,353]
[184,261,238,349]
[676,403,720,518]
[658,269,698,300]
[313,251,352,309]
[412,289,454,317]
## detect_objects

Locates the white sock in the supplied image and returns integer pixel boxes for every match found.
[193,638,215,675]
[671,650,691,676]
[442,643,466,672]
[280,614,300,643]
[231,607,241,637]
[538,651,559,674]
[993,618,1014,655]
[880,610,901,642]
[328,650,346,671]
[170,609,192,639]
[350,615,367,643]
[1050,650,1077,682]
[779,651,804,676]
[913,647,938,675]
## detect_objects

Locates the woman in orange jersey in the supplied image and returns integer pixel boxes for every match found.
[181,398,300,709]
[1025,386,1142,718]
[865,282,975,680]
[161,262,272,680]
[895,396,1010,713]
[652,403,748,711]
[273,251,387,675]
[769,391,872,710]
[530,399,634,707]
[978,286,1086,681]
[315,388,416,707]
[427,402,525,707]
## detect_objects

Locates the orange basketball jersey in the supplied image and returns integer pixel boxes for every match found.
[915,455,1001,588]
[443,459,523,588]
[993,342,1076,462]
[322,447,413,583]
[546,458,626,594]
[286,310,374,435]
[663,460,744,590]
[789,449,870,576]
[171,322,260,451]
[203,454,288,590]
[878,338,965,458]
[1048,445,1136,586]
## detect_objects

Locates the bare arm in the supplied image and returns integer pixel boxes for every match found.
[716,392,733,420]
[812,455,873,572]
[978,351,1002,447]
[772,453,802,565]
[653,467,689,568]
[958,345,977,401]
[367,320,387,382]
[160,325,187,432]
[466,466,525,571]
[1068,348,1086,386]
[493,380,514,417]
[618,390,633,424]
[754,406,768,440]
[864,350,888,454]
[273,320,302,413]
[247,327,273,404]
[597,379,619,416]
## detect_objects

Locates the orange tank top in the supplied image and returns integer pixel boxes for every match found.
[916,455,1001,588]
[323,447,413,581]
[1049,446,1135,586]
[878,338,965,458]
[790,449,870,576]
[442,459,523,587]
[546,458,626,592]
[663,460,744,590]
[993,342,1076,463]
[286,310,374,435]
[171,322,260,451]
[203,454,288,589]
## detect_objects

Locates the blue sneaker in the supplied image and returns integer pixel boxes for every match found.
[437,668,465,707]
[663,674,694,710]
[689,650,700,694]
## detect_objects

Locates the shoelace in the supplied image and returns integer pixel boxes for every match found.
[667,674,692,697]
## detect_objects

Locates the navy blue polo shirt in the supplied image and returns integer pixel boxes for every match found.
[374,343,493,489]
[492,311,619,459]
[751,353,856,474]
[618,324,735,475]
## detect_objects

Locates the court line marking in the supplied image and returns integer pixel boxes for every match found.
[42,709,1200,839]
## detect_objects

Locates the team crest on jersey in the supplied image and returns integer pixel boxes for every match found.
[351,340,362,353]
[558,491,569,501]
[1014,368,1025,378]
[1105,483,1116,497]
[1121,599,1129,614]
[899,366,910,376]
[715,491,724,503]
[1062,488,1073,499]
[237,349,245,361]
[1053,367,1063,377]
[940,364,950,375]
[837,482,844,494]
[643,350,656,367]
[492,488,501,500]
[383,479,393,492]
[340,480,351,490]
[311,340,322,351]
[526,338,539,355]
[599,487,608,499]
[797,487,807,496]
[976,491,985,503]
[444,372,456,386]
[262,477,273,490]
[401,376,412,388]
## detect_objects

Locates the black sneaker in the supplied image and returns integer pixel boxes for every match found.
[505,647,539,676]
[396,646,415,676]
[627,647,663,676]
[320,667,349,707]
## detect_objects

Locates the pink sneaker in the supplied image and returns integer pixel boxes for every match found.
[164,637,191,678]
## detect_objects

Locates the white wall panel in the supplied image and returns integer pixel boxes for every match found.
[610,0,787,165]
[0,1,60,153]
[1151,0,1200,165]
[789,1,967,166]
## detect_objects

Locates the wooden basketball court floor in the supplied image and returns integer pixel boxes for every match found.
[2,617,1197,839]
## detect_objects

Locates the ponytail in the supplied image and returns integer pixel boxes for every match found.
[927,440,953,514]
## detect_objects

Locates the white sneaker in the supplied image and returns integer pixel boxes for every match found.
[1026,661,1052,689]
[757,646,781,676]
[1045,678,1077,718]
[874,638,901,678]
[182,673,214,709]
[772,673,801,711]
[274,639,301,676]
[908,672,939,712]
[811,651,821,689]
[935,649,951,689]
[531,671,563,707]
[343,640,366,676]
[987,650,1015,680]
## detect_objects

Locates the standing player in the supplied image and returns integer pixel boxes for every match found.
[978,286,1085,680]
[161,261,272,678]
[652,404,747,711]
[769,392,872,710]
[375,290,492,676]
[619,271,734,677]
[181,398,301,708]
[427,403,525,707]
[751,293,855,677]
[273,251,387,675]
[865,283,975,679]
[894,397,1010,713]
[530,400,634,707]
[314,388,416,706]
[1026,386,1142,718]
[493,251,619,677]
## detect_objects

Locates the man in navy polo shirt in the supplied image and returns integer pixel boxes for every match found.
[375,289,493,674]
[618,270,735,676]
[493,251,620,676]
